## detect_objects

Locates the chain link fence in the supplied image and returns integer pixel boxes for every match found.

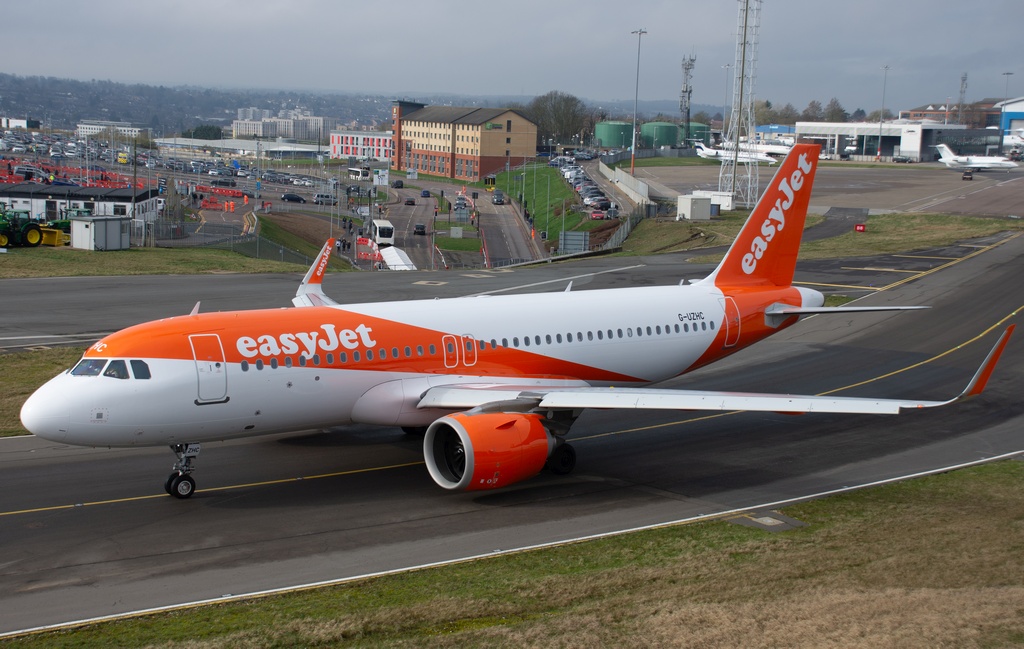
[131,218,318,266]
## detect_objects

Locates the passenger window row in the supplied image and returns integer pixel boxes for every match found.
[489,320,714,350]
[241,343,440,371]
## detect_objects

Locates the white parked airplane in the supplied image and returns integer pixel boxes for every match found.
[722,139,793,157]
[21,145,1013,498]
[934,143,1018,171]
[695,142,777,165]
[1003,128,1024,150]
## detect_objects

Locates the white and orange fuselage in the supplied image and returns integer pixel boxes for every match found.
[22,281,818,448]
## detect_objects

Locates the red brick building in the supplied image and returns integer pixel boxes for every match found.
[390,101,538,181]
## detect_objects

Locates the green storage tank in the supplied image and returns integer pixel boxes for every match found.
[594,121,633,150]
[680,122,711,145]
[640,122,680,149]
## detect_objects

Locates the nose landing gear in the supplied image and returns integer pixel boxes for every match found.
[165,443,201,499]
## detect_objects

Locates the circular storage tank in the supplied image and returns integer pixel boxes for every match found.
[594,121,633,149]
[640,121,680,149]
[680,122,711,145]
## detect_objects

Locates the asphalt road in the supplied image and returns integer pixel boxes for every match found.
[1,227,1022,633]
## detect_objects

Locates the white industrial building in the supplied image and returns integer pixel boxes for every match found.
[794,121,974,162]
[76,120,151,140]
[0,183,160,223]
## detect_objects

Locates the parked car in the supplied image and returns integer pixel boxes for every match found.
[281,193,307,203]
[414,223,427,235]
[962,170,973,181]
[892,155,912,163]
[589,211,606,220]
[404,197,416,205]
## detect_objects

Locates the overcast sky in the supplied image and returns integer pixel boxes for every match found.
[8,0,1021,115]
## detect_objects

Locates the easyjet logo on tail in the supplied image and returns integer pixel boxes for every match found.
[314,248,331,280]
[741,152,814,275]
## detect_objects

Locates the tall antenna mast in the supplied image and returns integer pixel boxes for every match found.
[957,72,968,125]
[680,54,697,146]
[718,0,762,208]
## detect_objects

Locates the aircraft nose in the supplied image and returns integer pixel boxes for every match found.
[20,383,70,442]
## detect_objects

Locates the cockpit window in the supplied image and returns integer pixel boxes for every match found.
[130,360,151,380]
[71,359,107,376]
[103,360,129,380]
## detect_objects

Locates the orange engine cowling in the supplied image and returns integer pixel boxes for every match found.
[424,412,554,491]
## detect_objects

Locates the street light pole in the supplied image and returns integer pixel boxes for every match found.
[721,63,732,137]
[1001,71,1014,150]
[877,64,890,161]
[629,28,647,175]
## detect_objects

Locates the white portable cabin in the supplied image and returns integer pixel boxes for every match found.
[676,195,711,221]
[70,215,131,250]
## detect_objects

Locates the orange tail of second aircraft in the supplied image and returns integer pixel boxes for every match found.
[702,143,819,289]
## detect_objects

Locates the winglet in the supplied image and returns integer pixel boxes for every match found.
[292,239,338,307]
[957,325,1014,400]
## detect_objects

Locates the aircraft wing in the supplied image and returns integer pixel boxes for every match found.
[293,239,339,307]
[417,325,1013,416]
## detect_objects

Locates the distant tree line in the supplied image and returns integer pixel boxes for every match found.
[183,125,225,140]
[511,91,900,146]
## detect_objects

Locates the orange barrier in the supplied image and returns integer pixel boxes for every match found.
[195,184,244,198]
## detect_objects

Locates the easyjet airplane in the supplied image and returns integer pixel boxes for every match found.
[20,144,1014,498]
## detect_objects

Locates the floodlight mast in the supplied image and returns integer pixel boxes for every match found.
[629,28,647,176]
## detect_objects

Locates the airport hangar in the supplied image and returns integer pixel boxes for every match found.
[793,120,1002,162]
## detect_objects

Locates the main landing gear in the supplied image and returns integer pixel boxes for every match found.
[546,441,577,475]
[165,443,201,499]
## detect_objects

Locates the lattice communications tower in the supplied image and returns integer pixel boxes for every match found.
[718,0,762,207]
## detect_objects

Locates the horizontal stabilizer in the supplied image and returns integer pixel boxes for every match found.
[766,305,930,316]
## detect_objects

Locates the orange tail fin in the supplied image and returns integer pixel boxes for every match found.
[703,144,819,288]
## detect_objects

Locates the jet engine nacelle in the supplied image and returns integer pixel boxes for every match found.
[424,412,554,491]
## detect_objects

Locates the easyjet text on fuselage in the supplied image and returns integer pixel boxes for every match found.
[236,323,376,359]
